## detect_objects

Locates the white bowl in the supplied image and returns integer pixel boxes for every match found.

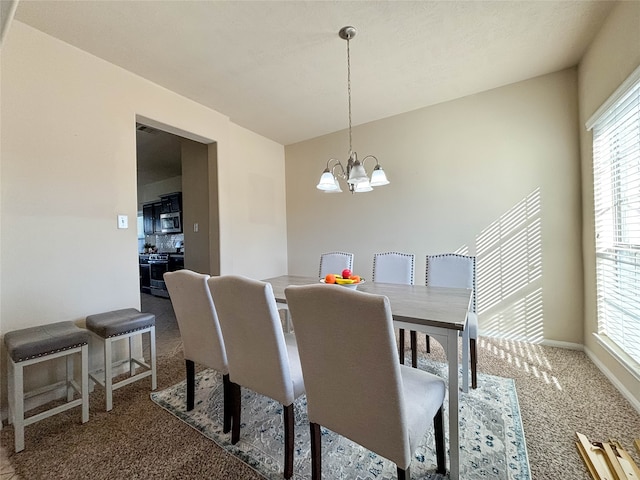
[320,278,365,290]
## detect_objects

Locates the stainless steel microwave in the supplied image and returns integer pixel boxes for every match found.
[160,212,182,233]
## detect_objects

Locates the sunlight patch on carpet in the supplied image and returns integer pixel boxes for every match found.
[151,359,530,479]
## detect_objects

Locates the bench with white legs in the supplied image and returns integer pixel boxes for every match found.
[85,308,157,411]
[4,321,90,452]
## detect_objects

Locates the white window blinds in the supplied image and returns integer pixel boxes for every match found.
[589,66,640,366]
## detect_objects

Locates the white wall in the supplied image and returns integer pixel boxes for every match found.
[578,0,640,408]
[138,176,182,208]
[220,123,289,279]
[285,69,583,345]
[0,22,288,402]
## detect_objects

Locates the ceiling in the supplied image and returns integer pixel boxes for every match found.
[135,124,183,187]
[14,0,615,148]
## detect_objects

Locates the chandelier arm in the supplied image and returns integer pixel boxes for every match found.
[360,155,380,172]
[326,158,346,178]
[329,159,347,179]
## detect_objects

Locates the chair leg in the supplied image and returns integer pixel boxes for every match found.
[81,345,89,423]
[222,374,232,434]
[10,359,25,452]
[434,406,446,474]
[66,354,74,402]
[410,331,417,368]
[471,338,478,389]
[425,334,431,353]
[310,422,322,480]
[104,337,113,412]
[129,335,136,376]
[397,466,409,480]
[149,326,157,390]
[399,328,405,364]
[284,404,294,479]
[185,360,195,411]
[231,382,241,444]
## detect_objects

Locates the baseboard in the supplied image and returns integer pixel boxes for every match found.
[479,333,585,351]
[540,339,584,351]
[584,345,640,415]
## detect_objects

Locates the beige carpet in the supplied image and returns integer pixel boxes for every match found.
[2,337,639,479]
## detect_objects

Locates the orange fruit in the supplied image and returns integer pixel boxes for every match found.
[325,274,336,284]
[350,275,361,283]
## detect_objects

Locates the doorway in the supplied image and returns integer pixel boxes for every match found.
[135,120,220,293]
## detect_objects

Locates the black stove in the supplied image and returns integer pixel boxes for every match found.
[148,254,170,297]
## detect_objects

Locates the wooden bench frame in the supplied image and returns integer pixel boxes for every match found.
[88,326,157,411]
[7,345,89,452]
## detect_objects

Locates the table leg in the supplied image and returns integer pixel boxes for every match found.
[446,330,460,480]
[462,321,470,393]
[278,304,292,333]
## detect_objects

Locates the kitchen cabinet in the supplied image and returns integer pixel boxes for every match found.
[160,193,182,214]
[153,202,163,233]
[142,204,154,235]
[144,193,181,235]
[143,201,163,235]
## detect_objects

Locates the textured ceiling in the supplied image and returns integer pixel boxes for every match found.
[14,0,615,147]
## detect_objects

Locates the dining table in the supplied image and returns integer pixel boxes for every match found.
[263,274,472,480]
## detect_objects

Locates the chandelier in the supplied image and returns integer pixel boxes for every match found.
[316,26,390,194]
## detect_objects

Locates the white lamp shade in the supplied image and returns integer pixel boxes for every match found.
[347,163,368,185]
[370,168,389,186]
[354,180,373,192]
[325,176,343,193]
[317,171,338,191]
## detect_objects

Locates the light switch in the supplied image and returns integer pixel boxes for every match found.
[117,215,128,229]
[193,222,199,233]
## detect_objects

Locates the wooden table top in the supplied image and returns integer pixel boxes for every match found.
[263,274,471,331]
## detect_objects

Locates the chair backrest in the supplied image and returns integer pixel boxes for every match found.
[163,269,228,373]
[319,252,354,278]
[284,284,410,466]
[372,252,415,285]
[207,275,297,405]
[425,253,476,313]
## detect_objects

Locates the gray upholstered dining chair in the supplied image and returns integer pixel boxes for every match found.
[163,270,231,432]
[285,284,446,480]
[424,253,479,389]
[372,252,416,365]
[319,251,354,278]
[207,275,305,479]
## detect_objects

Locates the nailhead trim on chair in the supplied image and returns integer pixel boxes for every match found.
[104,325,155,339]
[372,252,415,285]
[13,342,89,362]
[425,253,476,313]
[318,252,354,278]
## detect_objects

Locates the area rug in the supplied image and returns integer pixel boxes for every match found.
[151,358,530,479]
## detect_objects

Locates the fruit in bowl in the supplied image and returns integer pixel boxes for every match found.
[323,272,364,290]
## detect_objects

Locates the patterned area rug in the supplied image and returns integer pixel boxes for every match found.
[151,358,530,479]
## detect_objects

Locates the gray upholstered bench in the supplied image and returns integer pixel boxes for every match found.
[4,321,90,452]
[86,308,157,411]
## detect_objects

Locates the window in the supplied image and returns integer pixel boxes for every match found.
[588,65,640,368]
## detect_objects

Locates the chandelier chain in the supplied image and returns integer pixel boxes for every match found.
[347,36,352,155]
